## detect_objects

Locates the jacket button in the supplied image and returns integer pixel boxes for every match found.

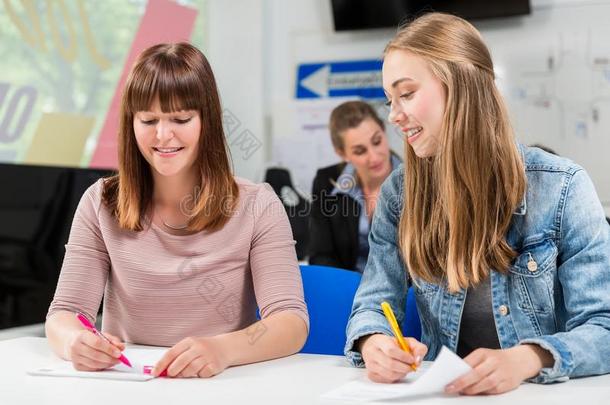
[527,253,538,272]
[499,305,509,316]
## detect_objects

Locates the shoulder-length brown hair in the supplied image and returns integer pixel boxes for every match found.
[102,42,238,232]
[385,13,526,292]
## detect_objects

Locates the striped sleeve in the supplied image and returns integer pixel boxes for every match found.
[47,180,110,322]
[249,183,309,329]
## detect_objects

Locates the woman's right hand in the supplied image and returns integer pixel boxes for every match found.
[66,329,125,371]
[360,334,428,383]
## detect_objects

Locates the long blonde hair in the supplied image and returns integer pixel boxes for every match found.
[386,13,526,292]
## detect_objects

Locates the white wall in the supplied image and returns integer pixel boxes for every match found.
[262,0,610,216]
[207,0,610,216]
[265,0,398,194]
[206,0,266,181]
[266,0,392,130]
[207,0,396,186]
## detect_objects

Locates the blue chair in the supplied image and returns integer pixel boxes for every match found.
[299,264,361,355]
[299,264,421,355]
[404,286,421,342]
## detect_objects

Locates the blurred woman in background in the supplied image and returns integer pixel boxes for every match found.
[309,101,401,272]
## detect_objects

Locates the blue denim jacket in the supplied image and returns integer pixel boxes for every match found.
[345,145,610,384]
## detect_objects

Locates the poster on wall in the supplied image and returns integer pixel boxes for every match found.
[0,0,205,169]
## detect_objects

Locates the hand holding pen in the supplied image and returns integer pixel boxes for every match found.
[66,312,130,371]
[380,301,418,371]
[358,302,428,384]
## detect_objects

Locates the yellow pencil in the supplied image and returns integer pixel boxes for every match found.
[381,301,417,371]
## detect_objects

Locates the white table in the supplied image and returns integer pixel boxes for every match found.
[1,337,609,405]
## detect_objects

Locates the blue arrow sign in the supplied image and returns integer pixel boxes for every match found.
[296,59,384,99]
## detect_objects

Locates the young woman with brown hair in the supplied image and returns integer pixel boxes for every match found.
[345,13,610,395]
[45,43,308,378]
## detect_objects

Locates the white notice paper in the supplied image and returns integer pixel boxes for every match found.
[27,347,167,382]
[322,346,471,402]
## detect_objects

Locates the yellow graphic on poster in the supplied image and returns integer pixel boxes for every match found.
[24,112,94,166]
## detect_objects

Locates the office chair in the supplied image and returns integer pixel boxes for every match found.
[299,264,421,355]
[264,167,310,260]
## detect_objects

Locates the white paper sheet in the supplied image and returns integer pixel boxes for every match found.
[27,347,167,382]
[322,346,471,402]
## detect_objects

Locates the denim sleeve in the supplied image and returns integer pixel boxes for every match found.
[344,167,409,367]
[521,168,610,383]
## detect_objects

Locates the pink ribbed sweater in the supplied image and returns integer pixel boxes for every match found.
[47,177,308,346]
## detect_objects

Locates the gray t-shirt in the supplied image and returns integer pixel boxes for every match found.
[457,277,501,358]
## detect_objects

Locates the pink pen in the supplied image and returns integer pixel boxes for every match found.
[143,366,168,377]
[76,312,132,368]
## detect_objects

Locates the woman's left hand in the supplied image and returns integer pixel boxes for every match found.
[445,344,553,395]
[152,336,230,378]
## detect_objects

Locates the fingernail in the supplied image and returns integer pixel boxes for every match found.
[415,356,421,365]
[445,384,455,394]
[114,350,120,357]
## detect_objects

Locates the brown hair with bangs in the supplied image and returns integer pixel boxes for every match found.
[385,13,526,292]
[102,42,239,232]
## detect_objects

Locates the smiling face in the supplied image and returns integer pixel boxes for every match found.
[337,117,392,185]
[133,96,202,179]
[382,49,446,158]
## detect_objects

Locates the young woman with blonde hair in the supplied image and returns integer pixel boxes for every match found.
[45,42,308,378]
[345,13,610,395]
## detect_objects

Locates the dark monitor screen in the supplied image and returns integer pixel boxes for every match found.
[331,0,531,31]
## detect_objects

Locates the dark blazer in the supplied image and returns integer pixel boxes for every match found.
[308,163,361,271]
